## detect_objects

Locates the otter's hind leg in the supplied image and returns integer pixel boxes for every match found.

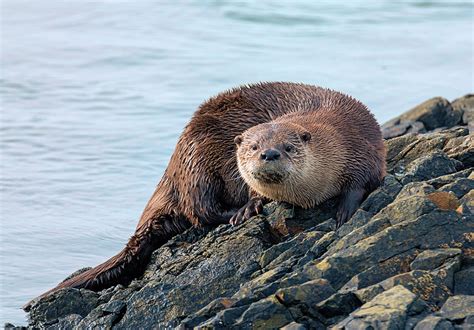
[336,187,366,228]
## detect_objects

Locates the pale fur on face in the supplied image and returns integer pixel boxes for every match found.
[235,121,347,208]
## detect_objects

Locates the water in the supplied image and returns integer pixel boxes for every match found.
[1,0,472,325]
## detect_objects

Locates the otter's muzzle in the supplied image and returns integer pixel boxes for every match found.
[260,149,280,162]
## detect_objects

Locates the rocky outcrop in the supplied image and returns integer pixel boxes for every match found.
[381,94,472,139]
[8,94,473,329]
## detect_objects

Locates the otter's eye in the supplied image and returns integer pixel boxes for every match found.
[251,144,258,151]
[285,145,294,153]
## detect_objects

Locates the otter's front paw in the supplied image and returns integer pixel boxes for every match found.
[229,197,264,226]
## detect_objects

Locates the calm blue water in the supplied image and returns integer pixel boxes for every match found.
[1,0,473,325]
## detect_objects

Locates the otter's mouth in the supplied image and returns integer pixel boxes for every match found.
[252,169,287,184]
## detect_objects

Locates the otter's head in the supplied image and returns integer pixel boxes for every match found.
[234,122,312,199]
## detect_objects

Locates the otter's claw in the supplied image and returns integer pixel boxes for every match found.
[230,197,264,226]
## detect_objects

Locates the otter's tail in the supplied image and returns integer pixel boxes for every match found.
[24,215,190,311]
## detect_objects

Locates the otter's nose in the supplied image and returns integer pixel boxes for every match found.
[260,149,281,161]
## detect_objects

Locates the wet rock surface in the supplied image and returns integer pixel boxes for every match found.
[11,95,474,329]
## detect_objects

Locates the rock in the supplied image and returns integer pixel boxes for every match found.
[354,284,385,304]
[336,286,429,329]
[315,292,362,318]
[259,230,325,270]
[401,151,463,184]
[359,175,403,215]
[415,315,454,330]
[439,295,474,322]
[396,181,436,199]
[280,321,308,330]
[326,215,391,255]
[388,128,468,175]
[378,195,437,225]
[265,201,335,237]
[336,209,372,237]
[233,296,295,329]
[114,217,275,328]
[454,267,474,295]
[444,134,474,166]
[275,279,335,307]
[305,209,470,292]
[385,134,419,168]
[452,94,474,130]
[376,260,461,309]
[438,178,474,198]
[179,297,237,328]
[459,190,474,214]
[427,168,473,188]
[382,120,426,139]
[410,248,461,270]
[398,97,462,130]
[47,315,83,330]
[194,305,249,329]
[341,249,418,291]
[28,288,99,327]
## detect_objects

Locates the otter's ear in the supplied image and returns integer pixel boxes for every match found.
[234,135,243,146]
[301,132,311,142]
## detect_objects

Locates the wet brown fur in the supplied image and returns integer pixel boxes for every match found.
[28,82,385,307]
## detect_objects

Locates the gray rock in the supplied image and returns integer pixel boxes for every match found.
[378,195,437,225]
[439,295,474,322]
[452,94,474,129]
[341,249,418,291]
[358,174,403,212]
[454,267,474,295]
[410,248,461,270]
[354,284,386,304]
[402,151,463,184]
[376,259,461,309]
[259,230,325,270]
[28,288,99,327]
[336,286,428,329]
[444,135,474,168]
[275,279,335,307]
[280,321,308,330]
[233,297,295,329]
[195,305,249,329]
[47,314,83,330]
[304,210,470,291]
[315,291,362,318]
[388,128,468,175]
[427,168,473,188]
[415,315,454,330]
[398,97,462,130]
[397,181,436,199]
[459,190,474,214]
[382,119,426,139]
[439,178,474,199]
[337,209,372,237]
[115,217,275,328]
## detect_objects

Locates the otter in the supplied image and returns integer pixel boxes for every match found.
[27,82,385,307]
[232,102,386,226]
